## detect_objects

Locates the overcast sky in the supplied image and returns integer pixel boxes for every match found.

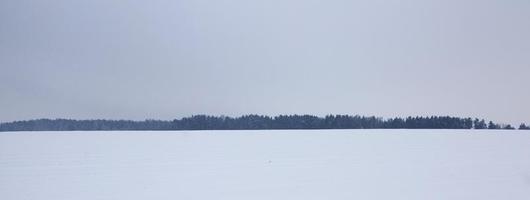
[1,0,529,124]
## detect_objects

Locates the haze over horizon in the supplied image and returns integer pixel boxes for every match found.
[1,0,529,124]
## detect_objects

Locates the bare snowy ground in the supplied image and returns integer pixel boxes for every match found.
[1,130,530,200]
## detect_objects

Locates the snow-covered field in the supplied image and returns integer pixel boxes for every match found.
[1,130,530,200]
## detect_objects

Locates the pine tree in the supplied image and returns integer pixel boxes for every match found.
[488,121,500,129]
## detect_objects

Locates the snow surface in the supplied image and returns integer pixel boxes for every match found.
[1,129,530,200]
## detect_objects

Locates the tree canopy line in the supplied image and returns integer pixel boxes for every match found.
[1,115,529,132]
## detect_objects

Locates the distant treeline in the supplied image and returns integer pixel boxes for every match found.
[1,115,529,132]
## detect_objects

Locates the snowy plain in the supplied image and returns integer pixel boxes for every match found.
[1,129,530,200]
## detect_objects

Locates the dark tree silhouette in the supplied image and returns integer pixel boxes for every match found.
[502,124,515,130]
[487,121,501,129]
[473,118,487,129]
[0,115,521,132]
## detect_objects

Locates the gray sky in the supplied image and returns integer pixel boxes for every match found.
[1,0,529,124]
